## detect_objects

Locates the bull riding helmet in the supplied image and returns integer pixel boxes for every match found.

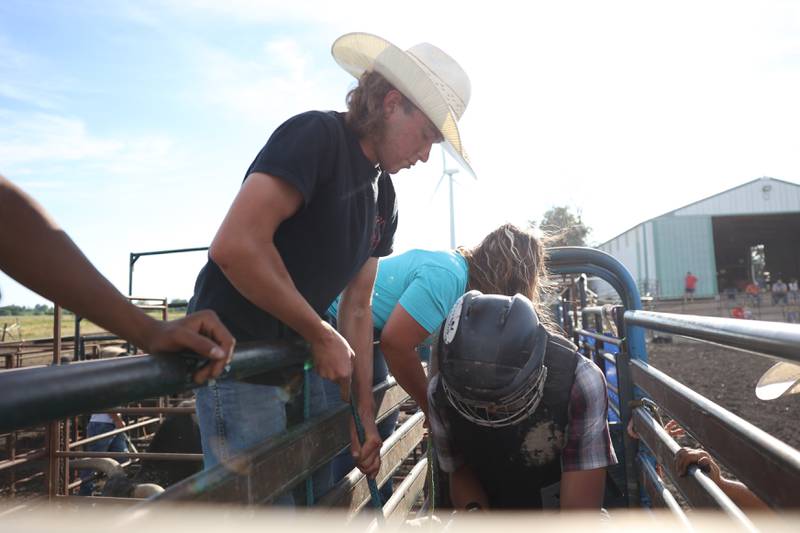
[438,290,548,428]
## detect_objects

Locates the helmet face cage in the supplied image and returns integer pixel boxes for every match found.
[441,364,548,428]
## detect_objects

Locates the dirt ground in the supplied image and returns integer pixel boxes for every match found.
[646,337,800,450]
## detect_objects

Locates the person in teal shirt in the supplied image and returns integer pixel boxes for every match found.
[324,223,551,494]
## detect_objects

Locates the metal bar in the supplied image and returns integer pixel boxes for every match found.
[318,411,425,512]
[633,407,723,508]
[151,378,410,504]
[631,359,800,509]
[632,408,758,532]
[10,471,44,486]
[129,247,209,296]
[0,340,309,433]
[104,406,195,415]
[625,310,800,364]
[70,418,160,448]
[57,451,203,461]
[601,352,617,365]
[613,306,639,508]
[59,495,147,504]
[576,329,622,346]
[9,429,17,495]
[547,247,647,362]
[0,448,47,471]
[377,458,428,529]
[638,455,692,529]
[130,246,209,258]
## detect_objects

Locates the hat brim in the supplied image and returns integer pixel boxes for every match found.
[332,32,474,177]
[756,361,800,400]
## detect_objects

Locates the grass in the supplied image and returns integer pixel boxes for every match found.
[1,310,187,341]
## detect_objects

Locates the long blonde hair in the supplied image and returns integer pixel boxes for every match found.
[460,223,554,330]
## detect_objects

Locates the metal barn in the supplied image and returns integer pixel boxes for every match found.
[595,177,800,300]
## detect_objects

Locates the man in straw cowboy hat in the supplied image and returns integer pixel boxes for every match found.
[187,32,472,494]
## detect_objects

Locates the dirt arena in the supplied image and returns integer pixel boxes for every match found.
[647,337,800,450]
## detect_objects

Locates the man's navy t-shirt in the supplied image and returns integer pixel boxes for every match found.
[189,111,398,350]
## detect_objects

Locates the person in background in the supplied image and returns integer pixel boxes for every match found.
[745,280,760,306]
[683,271,698,303]
[788,278,799,304]
[78,412,128,496]
[771,278,788,305]
[0,175,235,384]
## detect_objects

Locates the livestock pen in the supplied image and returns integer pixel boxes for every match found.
[1,247,798,532]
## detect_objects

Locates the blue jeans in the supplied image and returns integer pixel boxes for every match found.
[79,421,127,496]
[194,372,332,505]
[320,344,400,503]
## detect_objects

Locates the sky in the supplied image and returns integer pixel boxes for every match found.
[2,0,800,307]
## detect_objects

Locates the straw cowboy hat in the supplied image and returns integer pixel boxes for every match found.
[332,32,474,177]
[756,361,800,400]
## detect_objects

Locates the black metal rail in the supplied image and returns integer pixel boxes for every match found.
[0,340,308,433]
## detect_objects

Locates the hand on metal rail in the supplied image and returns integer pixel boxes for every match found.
[675,448,721,484]
[143,309,236,384]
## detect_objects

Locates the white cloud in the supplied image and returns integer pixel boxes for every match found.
[0,111,122,166]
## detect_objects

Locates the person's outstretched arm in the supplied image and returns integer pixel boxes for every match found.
[675,448,769,511]
[0,176,235,384]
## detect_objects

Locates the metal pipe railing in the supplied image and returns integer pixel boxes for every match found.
[548,247,646,361]
[0,340,308,433]
[631,359,800,508]
[575,328,623,346]
[625,310,800,364]
[69,418,160,449]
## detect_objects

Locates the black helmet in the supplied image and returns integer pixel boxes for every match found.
[438,290,548,427]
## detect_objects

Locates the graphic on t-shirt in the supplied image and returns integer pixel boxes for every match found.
[370,214,386,254]
[520,420,564,466]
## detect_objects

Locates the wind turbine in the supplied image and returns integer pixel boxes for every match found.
[433,147,460,248]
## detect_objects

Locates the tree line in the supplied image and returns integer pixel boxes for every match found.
[0,304,55,316]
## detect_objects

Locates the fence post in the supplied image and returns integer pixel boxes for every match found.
[45,304,69,499]
[613,305,641,507]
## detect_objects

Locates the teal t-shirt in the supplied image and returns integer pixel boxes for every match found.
[328,249,468,335]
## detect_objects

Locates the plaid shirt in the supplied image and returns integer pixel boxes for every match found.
[428,354,618,473]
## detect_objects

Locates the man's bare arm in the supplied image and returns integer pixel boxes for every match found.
[209,172,352,386]
[338,258,380,477]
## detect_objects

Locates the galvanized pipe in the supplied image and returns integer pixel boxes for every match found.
[69,418,160,449]
[625,310,800,364]
[58,451,202,462]
[632,359,800,508]
[575,328,623,346]
[0,448,47,472]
